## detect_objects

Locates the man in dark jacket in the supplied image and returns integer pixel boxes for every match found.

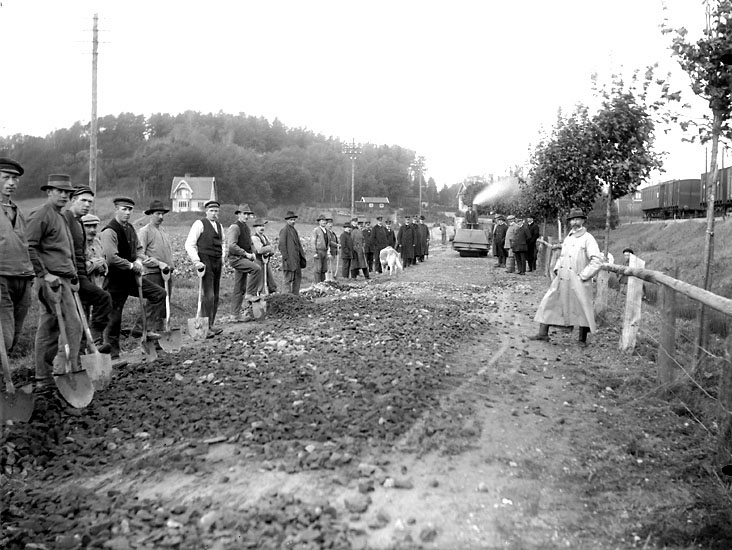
[370,216,388,274]
[385,219,396,248]
[397,215,416,267]
[525,216,541,272]
[278,211,307,295]
[226,203,261,322]
[339,223,354,278]
[64,186,112,352]
[510,217,529,275]
[492,215,508,267]
[416,216,430,262]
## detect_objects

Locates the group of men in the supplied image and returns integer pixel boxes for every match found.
[491,214,541,274]
[395,214,430,268]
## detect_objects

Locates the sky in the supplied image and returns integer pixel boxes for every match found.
[0,0,719,188]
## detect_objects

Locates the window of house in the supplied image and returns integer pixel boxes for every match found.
[199,201,205,209]
[179,200,188,208]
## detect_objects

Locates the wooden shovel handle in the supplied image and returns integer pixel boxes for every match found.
[0,293,16,393]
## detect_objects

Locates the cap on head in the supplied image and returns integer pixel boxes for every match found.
[0,158,24,176]
[567,208,587,220]
[204,200,220,209]
[284,210,298,220]
[113,196,135,208]
[41,174,75,192]
[622,247,635,255]
[81,214,101,225]
[419,215,425,220]
[252,218,268,227]
[72,185,94,198]
[375,216,383,221]
[343,222,352,229]
[506,214,516,221]
[144,199,170,215]
[234,203,253,215]
[316,213,327,221]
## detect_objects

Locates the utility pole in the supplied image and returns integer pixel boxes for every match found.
[89,13,99,200]
[342,139,362,218]
[411,156,426,217]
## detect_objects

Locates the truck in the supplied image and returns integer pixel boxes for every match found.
[451,216,494,257]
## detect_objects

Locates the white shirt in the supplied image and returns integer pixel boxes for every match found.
[185,218,226,263]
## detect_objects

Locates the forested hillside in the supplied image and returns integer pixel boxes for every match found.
[0,111,459,210]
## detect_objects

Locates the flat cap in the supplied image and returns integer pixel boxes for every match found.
[113,196,135,207]
[204,200,220,209]
[81,214,101,225]
[252,218,268,227]
[0,157,24,176]
[73,186,94,197]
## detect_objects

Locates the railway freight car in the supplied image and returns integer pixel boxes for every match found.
[641,179,702,219]
[701,166,732,212]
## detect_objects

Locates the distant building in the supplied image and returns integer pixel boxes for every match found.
[170,174,217,213]
[357,196,390,210]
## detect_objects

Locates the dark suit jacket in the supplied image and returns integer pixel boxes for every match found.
[278,224,306,271]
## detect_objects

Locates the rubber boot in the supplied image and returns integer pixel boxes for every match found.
[578,326,590,347]
[528,323,550,341]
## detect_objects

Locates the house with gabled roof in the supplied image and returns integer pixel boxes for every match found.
[358,196,390,210]
[170,174,217,213]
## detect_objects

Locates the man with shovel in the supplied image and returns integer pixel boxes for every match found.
[64,186,113,354]
[226,203,261,324]
[101,197,165,359]
[25,174,83,394]
[0,157,34,356]
[81,214,107,288]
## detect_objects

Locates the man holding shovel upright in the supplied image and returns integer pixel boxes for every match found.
[185,200,226,337]
[0,158,34,356]
[226,203,261,324]
[101,197,165,359]
[64,187,113,354]
[137,200,175,335]
[26,174,82,395]
[251,219,278,295]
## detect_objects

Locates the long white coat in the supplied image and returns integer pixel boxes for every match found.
[534,227,603,331]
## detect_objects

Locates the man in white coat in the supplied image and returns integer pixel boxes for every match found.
[529,208,604,346]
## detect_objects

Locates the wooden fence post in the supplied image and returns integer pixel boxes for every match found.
[595,271,609,317]
[657,282,678,393]
[620,254,645,351]
[717,336,732,469]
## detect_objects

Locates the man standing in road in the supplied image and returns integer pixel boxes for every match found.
[525,216,541,272]
[509,217,528,275]
[312,214,329,284]
[0,157,34,355]
[64,186,112,353]
[416,215,430,262]
[504,215,518,272]
[529,208,604,346]
[362,220,374,272]
[492,215,508,267]
[278,211,306,295]
[26,174,82,392]
[226,203,261,323]
[384,219,396,248]
[397,215,416,268]
[101,197,165,357]
[185,200,226,337]
[339,223,354,278]
[138,200,175,334]
[370,216,388,274]
[350,218,369,279]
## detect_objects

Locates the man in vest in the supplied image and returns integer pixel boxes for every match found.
[226,203,261,323]
[26,174,83,392]
[138,200,175,333]
[251,218,278,294]
[100,197,165,358]
[0,157,33,355]
[185,200,226,336]
[64,186,112,353]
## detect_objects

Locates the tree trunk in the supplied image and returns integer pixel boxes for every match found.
[695,110,722,372]
[604,184,612,258]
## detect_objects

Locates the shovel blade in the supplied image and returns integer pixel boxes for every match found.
[80,352,112,391]
[0,385,34,423]
[187,317,209,340]
[252,300,266,320]
[55,370,94,408]
[159,328,182,353]
[141,338,158,361]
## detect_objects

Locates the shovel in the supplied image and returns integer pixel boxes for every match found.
[136,273,158,360]
[159,268,181,353]
[252,258,269,320]
[49,282,94,408]
[0,294,34,423]
[187,265,209,340]
[325,254,334,282]
[71,288,112,391]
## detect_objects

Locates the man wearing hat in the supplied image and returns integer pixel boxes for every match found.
[397,215,416,268]
[137,200,175,333]
[384,219,396,248]
[530,208,603,346]
[278,211,307,294]
[325,217,339,279]
[509,217,528,275]
[0,157,34,355]
[350,218,369,279]
[185,200,226,336]
[64,186,112,353]
[370,216,388,274]
[503,215,519,272]
[81,214,107,288]
[251,218,278,295]
[415,215,430,262]
[26,174,83,392]
[362,220,374,272]
[226,203,262,322]
[312,214,330,284]
[101,196,166,357]
[492,215,508,267]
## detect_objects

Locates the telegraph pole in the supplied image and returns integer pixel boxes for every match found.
[411,156,426,217]
[342,139,362,218]
[89,13,99,199]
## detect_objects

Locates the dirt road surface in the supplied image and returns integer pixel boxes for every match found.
[2,244,730,549]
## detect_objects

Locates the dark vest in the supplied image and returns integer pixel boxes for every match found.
[197,219,223,258]
[103,218,135,266]
[236,220,253,253]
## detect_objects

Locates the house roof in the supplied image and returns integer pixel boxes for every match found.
[170,176,216,200]
[360,197,390,203]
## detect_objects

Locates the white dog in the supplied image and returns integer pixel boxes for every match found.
[379,246,403,276]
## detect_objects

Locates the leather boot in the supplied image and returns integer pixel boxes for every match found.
[528,323,550,341]
[578,326,590,346]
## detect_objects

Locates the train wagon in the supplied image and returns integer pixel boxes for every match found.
[641,183,662,218]
[701,166,732,211]
[642,179,702,219]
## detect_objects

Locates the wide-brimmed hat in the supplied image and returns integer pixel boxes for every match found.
[284,210,298,220]
[41,174,75,192]
[113,196,135,208]
[0,157,24,176]
[252,218,268,227]
[204,200,220,209]
[567,208,587,220]
[235,203,253,215]
[316,213,327,221]
[144,199,170,215]
[81,214,101,225]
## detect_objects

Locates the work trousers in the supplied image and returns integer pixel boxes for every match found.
[200,254,222,326]
[141,271,172,332]
[365,251,375,272]
[79,275,112,341]
[313,250,328,283]
[0,275,32,354]
[340,259,352,279]
[256,259,277,294]
[106,277,166,354]
[514,251,527,274]
[372,248,383,273]
[34,277,82,382]
[527,243,537,271]
[283,269,302,295]
[229,256,261,314]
